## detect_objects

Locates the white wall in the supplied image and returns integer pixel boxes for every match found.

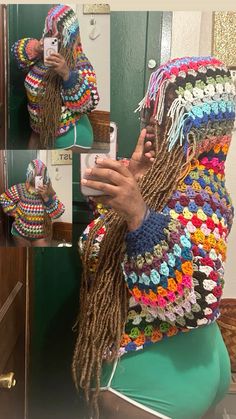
[68,3,110,111]
[171,11,236,297]
[38,150,72,223]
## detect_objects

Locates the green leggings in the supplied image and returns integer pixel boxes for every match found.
[100,323,231,419]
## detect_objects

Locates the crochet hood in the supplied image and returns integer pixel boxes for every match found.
[43,5,80,47]
[26,159,50,184]
[138,56,236,166]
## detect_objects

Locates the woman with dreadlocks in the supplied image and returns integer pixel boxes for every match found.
[73,56,235,419]
[12,5,99,149]
[0,159,65,246]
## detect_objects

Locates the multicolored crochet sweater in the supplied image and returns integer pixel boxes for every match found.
[11,38,99,136]
[79,56,235,356]
[0,183,65,239]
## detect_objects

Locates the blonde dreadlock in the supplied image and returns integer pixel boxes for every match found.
[72,85,193,417]
[38,44,77,148]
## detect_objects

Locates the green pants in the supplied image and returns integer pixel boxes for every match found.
[100,323,231,419]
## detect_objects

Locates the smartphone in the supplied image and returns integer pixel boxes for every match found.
[80,122,117,196]
[43,37,58,65]
[35,176,43,191]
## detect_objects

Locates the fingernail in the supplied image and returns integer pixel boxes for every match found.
[96,158,103,164]
[81,179,87,185]
[85,168,92,175]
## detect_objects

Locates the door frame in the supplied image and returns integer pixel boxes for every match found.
[0,5,7,148]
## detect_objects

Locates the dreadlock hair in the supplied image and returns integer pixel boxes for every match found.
[72,83,195,418]
[38,42,78,148]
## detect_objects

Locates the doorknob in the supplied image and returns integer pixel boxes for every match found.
[0,372,16,389]
[148,59,157,69]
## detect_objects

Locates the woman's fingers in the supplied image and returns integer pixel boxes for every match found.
[143,140,155,159]
[45,58,60,65]
[81,178,117,196]
[134,129,147,151]
[95,158,131,178]
[84,166,124,186]
[45,54,63,64]
[47,53,62,60]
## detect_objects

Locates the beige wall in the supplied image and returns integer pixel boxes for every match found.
[68,3,110,112]
[38,150,72,224]
[171,11,236,297]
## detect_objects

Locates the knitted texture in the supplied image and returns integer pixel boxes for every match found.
[79,56,235,356]
[11,5,99,137]
[0,183,65,239]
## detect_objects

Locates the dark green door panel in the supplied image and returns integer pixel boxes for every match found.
[7,150,37,186]
[30,247,83,419]
[111,12,165,158]
[7,4,53,149]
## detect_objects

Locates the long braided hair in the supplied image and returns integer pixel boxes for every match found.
[72,83,192,416]
[38,44,78,148]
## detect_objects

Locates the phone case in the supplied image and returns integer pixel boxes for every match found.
[80,122,117,196]
[43,37,58,65]
[35,176,43,190]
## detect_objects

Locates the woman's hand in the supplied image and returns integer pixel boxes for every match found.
[37,184,53,202]
[81,159,147,231]
[44,53,70,80]
[129,121,156,181]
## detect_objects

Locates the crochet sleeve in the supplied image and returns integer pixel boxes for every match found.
[0,185,20,214]
[43,195,65,219]
[11,38,40,70]
[122,210,204,324]
[61,50,99,113]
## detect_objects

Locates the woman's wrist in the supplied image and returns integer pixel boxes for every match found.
[61,68,70,81]
[43,195,54,206]
[42,193,52,202]
[126,203,148,232]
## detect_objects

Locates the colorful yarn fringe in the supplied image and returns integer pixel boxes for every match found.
[136,56,235,152]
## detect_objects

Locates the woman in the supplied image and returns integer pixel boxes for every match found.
[0,159,65,246]
[12,5,99,150]
[73,56,235,419]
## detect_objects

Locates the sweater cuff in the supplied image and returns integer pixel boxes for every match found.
[125,210,170,257]
[43,197,54,207]
[62,70,78,89]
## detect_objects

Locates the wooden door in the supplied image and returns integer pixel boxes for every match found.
[0,248,27,419]
[0,5,7,149]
